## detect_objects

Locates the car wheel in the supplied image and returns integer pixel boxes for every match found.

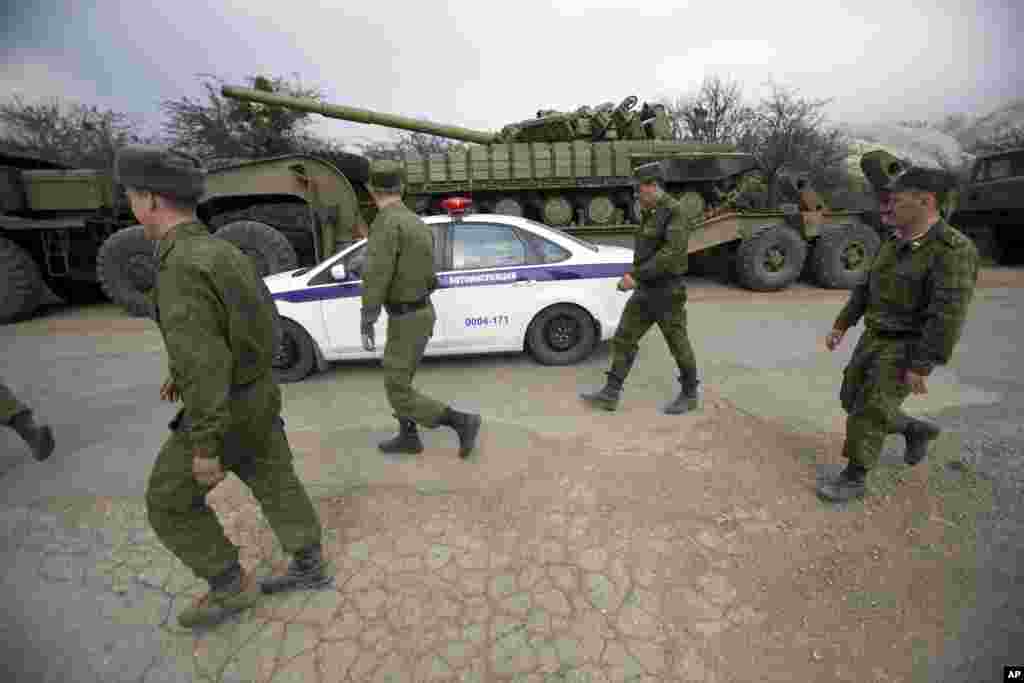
[526,303,598,366]
[273,318,317,383]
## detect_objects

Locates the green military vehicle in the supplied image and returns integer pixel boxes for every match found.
[0,151,366,323]
[220,86,885,292]
[952,147,1024,264]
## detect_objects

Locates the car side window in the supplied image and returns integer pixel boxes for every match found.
[452,224,527,270]
[344,246,366,279]
[528,234,571,264]
[431,224,448,270]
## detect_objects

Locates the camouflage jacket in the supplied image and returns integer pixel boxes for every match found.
[834,219,980,375]
[152,221,280,455]
[361,202,437,312]
[631,192,699,284]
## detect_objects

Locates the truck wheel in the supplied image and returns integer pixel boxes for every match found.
[273,318,317,383]
[0,236,44,324]
[810,223,881,289]
[526,303,598,366]
[214,220,298,277]
[736,225,808,291]
[96,226,156,318]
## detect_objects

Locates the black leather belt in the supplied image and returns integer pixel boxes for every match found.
[871,329,920,340]
[385,296,430,317]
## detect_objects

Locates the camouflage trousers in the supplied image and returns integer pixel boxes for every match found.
[610,284,697,383]
[0,380,28,425]
[145,376,322,580]
[839,331,914,469]
[382,303,448,427]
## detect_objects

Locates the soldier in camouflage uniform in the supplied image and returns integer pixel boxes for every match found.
[819,166,980,502]
[360,160,482,458]
[580,162,702,414]
[115,145,329,629]
[1,381,54,461]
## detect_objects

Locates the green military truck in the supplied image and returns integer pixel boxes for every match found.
[952,147,1024,264]
[0,151,367,323]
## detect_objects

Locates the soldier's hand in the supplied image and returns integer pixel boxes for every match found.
[160,377,180,402]
[360,323,375,351]
[903,370,928,395]
[825,328,845,351]
[617,273,636,292]
[192,450,226,488]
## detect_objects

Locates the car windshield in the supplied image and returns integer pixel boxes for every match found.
[519,217,599,252]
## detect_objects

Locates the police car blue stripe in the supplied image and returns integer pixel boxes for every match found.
[271,262,631,303]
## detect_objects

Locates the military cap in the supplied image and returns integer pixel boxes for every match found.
[114,145,205,201]
[885,166,957,194]
[633,162,663,185]
[367,159,405,193]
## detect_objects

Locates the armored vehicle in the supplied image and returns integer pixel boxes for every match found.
[0,151,366,323]
[220,86,759,228]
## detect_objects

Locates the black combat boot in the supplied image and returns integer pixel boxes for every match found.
[580,372,624,411]
[378,416,424,454]
[816,462,868,502]
[664,369,700,415]
[259,543,334,595]
[902,417,941,466]
[9,410,55,462]
[439,407,482,459]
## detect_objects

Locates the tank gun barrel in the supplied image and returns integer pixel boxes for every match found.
[220,86,497,145]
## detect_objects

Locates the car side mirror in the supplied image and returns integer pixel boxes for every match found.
[330,264,348,281]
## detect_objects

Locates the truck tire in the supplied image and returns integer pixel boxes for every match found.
[526,303,598,366]
[0,236,44,324]
[736,225,808,291]
[214,220,298,277]
[96,226,156,318]
[810,223,881,289]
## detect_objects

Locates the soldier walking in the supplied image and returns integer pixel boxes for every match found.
[581,162,702,414]
[819,165,980,502]
[360,160,482,458]
[1,381,54,461]
[115,145,330,630]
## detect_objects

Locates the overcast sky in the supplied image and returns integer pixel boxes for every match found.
[2,0,1021,147]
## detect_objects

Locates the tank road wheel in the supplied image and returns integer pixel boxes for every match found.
[0,236,44,324]
[810,223,881,289]
[273,318,317,383]
[736,224,808,291]
[494,197,524,217]
[214,220,298,278]
[526,303,598,366]
[585,195,616,225]
[96,226,156,318]
[541,195,574,226]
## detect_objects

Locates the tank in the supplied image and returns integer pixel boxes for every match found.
[221,86,759,227]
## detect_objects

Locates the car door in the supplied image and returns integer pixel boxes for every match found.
[436,221,534,351]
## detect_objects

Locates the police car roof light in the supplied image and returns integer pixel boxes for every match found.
[441,197,472,219]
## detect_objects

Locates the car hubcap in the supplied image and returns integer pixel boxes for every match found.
[546,315,580,352]
[273,335,297,369]
[764,246,786,272]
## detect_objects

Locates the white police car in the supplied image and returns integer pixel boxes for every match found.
[264,203,634,382]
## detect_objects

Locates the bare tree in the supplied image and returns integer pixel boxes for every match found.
[161,73,323,161]
[737,84,850,206]
[354,131,465,161]
[657,76,754,143]
[0,95,154,169]
[969,122,1024,154]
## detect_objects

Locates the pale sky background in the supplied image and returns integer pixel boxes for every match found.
[1,0,1021,148]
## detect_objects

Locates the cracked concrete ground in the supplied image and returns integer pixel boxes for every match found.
[1,272,1021,682]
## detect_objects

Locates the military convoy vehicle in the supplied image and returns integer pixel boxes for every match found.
[951,147,1024,264]
[0,151,366,323]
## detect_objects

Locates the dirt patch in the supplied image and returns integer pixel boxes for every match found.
[190,389,990,682]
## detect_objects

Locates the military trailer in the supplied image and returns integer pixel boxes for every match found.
[0,151,366,323]
[220,86,885,292]
[951,147,1024,264]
